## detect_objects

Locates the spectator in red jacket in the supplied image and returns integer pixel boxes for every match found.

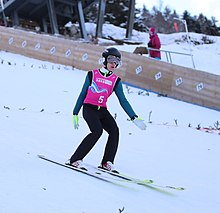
[148,27,161,59]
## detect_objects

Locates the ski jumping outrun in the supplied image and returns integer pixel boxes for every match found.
[66,47,147,173]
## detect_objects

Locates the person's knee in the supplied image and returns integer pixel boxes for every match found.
[111,125,119,135]
[92,128,103,138]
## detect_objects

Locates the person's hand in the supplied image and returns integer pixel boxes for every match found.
[72,115,79,129]
[133,117,147,130]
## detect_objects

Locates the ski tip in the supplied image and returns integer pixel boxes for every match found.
[176,187,185,190]
[38,154,45,158]
[143,179,154,184]
[166,186,185,190]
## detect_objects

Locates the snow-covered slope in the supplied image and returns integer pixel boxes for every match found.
[0,27,220,213]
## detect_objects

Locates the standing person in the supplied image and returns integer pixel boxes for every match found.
[148,27,161,59]
[67,47,146,173]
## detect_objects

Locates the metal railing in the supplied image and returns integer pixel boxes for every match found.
[147,47,196,69]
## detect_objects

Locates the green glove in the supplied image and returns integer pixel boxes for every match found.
[72,115,79,129]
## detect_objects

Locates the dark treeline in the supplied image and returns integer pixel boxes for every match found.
[85,0,220,36]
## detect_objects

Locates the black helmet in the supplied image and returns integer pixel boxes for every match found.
[102,47,121,66]
[102,47,121,59]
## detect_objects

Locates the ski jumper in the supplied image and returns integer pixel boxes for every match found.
[70,69,137,165]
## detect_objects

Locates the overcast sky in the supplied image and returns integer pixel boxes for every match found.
[136,0,220,25]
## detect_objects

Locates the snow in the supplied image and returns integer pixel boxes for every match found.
[0,24,220,213]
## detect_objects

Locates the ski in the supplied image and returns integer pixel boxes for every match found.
[38,155,185,190]
[92,165,185,191]
[38,155,152,186]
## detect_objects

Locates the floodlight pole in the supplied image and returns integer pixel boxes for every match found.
[174,17,195,69]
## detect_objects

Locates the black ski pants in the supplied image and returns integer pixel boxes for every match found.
[70,104,119,165]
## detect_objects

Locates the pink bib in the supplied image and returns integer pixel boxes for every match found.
[84,69,118,108]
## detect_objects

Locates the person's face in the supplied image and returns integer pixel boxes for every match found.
[107,61,117,71]
[106,55,121,71]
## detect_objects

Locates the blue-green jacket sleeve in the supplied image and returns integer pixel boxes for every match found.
[114,80,137,119]
[73,74,90,115]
